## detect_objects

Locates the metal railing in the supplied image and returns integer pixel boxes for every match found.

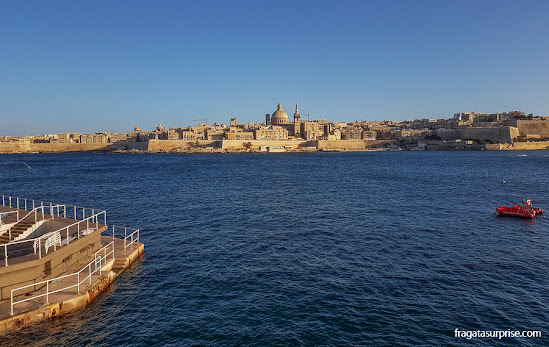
[1,195,107,226]
[4,204,63,242]
[0,210,19,228]
[0,195,108,266]
[1,211,106,266]
[10,241,115,316]
[109,225,140,255]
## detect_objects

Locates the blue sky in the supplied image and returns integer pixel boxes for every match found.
[1,0,548,136]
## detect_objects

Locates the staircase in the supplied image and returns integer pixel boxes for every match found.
[0,212,45,245]
[111,258,128,273]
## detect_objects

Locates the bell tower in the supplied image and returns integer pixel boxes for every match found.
[293,102,301,138]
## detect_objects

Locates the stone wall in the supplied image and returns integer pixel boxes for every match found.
[485,142,549,150]
[147,139,220,151]
[512,141,549,150]
[0,142,112,153]
[315,140,365,150]
[459,126,519,143]
[516,119,549,137]
[221,139,307,149]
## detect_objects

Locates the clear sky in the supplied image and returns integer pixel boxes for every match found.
[1,0,548,136]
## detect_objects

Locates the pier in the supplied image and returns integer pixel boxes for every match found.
[0,196,144,334]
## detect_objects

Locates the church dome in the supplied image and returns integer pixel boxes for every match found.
[271,103,289,124]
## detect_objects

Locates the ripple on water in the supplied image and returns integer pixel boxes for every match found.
[1,151,548,346]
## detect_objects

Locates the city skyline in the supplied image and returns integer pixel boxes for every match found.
[2,0,549,136]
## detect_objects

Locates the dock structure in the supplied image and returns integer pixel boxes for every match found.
[0,196,144,334]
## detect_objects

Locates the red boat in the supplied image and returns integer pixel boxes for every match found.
[496,199,544,219]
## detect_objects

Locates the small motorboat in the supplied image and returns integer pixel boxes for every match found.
[496,199,544,219]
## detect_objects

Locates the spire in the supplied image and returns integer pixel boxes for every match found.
[295,102,299,115]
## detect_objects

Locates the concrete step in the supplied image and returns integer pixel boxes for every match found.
[111,259,127,271]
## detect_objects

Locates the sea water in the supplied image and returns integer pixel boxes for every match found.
[1,151,548,346]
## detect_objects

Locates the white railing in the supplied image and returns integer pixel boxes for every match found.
[0,210,19,228]
[10,241,115,316]
[109,225,140,255]
[1,195,107,226]
[0,195,108,266]
[5,204,63,241]
[1,210,107,266]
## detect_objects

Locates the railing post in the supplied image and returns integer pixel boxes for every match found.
[9,196,12,207]
[78,272,80,294]
[4,244,7,266]
[74,206,77,220]
[46,282,49,303]
[77,222,80,239]
[124,227,127,255]
[10,291,13,316]
[89,264,92,284]
[24,199,27,211]
[67,227,70,245]
[112,225,115,239]
[87,219,89,232]
[17,198,19,210]
[39,238,42,259]
[104,211,107,226]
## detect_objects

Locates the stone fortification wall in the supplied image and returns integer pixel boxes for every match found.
[0,142,112,153]
[315,140,365,150]
[147,139,220,151]
[0,142,32,153]
[459,126,519,143]
[485,142,549,150]
[221,139,307,149]
[125,141,149,150]
[516,119,549,137]
[512,141,549,150]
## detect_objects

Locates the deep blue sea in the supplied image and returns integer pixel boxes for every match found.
[1,151,548,346]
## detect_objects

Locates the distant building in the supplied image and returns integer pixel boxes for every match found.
[255,126,288,140]
[271,103,289,125]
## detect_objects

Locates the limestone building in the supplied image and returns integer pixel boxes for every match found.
[270,103,289,125]
[265,102,304,138]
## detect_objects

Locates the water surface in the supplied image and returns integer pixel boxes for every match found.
[1,151,548,346]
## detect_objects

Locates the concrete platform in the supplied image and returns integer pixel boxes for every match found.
[0,236,144,334]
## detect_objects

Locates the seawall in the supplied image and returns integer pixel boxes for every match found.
[0,142,113,153]
[485,142,549,150]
